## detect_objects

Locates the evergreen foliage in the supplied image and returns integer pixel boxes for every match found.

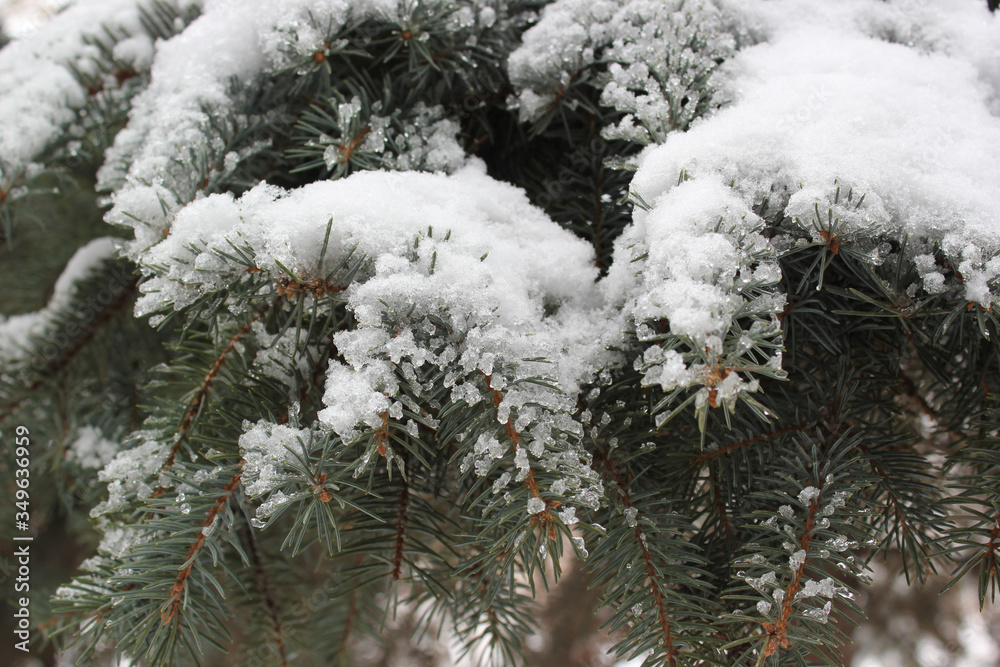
[1,1,999,666]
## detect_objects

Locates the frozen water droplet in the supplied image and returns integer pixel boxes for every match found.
[624,507,638,527]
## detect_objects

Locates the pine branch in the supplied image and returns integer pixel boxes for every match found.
[721,434,873,666]
[599,449,679,665]
[483,371,542,500]
[18,3,1000,665]
[0,274,138,425]
[161,470,243,625]
[151,307,268,497]
[241,517,290,667]
[391,452,410,581]
[762,496,819,657]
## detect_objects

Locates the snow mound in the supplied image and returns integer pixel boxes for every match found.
[0,0,200,183]
[621,0,1000,340]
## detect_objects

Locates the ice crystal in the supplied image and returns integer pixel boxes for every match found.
[798,486,821,506]
[624,506,639,527]
[527,497,546,515]
[802,600,833,624]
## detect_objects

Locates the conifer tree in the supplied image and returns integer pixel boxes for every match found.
[1,0,999,665]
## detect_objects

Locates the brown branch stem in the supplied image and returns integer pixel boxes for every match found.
[764,499,820,657]
[596,449,678,666]
[151,310,265,498]
[391,454,410,581]
[690,422,814,467]
[162,471,242,625]
[480,372,541,498]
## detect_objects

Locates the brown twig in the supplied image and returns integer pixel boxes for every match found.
[275,276,347,299]
[151,312,264,498]
[480,372,541,498]
[763,499,820,657]
[391,454,410,581]
[161,471,243,625]
[336,127,370,164]
[477,372,564,542]
[597,449,678,666]
[690,422,814,466]
[373,410,390,457]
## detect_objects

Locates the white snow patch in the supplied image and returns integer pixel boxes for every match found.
[0,237,117,365]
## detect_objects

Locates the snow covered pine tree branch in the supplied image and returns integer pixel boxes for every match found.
[1,0,999,665]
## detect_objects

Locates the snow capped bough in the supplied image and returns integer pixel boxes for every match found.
[4,0,1000,664]
[631,0,1000,309]
[509,0,735,142]
[0,0,202,188]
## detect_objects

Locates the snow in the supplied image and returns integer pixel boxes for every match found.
[0,0,202,184]
[90,437,169,517]
[4,6,1000,648]
[797,486,820,506]
[136,162,605,510]
[251,322,322,389]
[136,161,598,358]
[99,0,417,255]
[5,0,997,396]
[799,577,837,599]
[603,176,780,411]
[628,0,1000,310]
[0,237,118,365]
[239,421,309,496]
[509,0,733,141]
[5,0,993,455]
[66,425,121,470]
[316,100,468,174]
